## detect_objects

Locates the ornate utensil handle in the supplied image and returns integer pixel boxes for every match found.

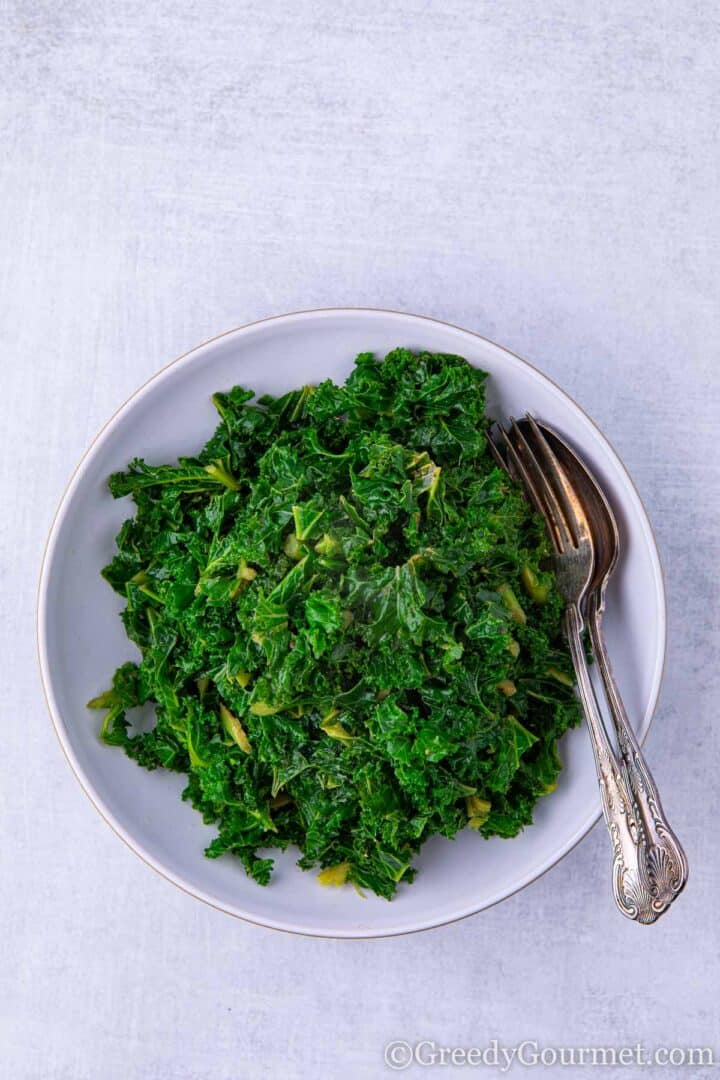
[587,593,688,923]
[564,605,657,921]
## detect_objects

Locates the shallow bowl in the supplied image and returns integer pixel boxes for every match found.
[38,309,665,937]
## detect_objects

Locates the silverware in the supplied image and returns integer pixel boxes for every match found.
[489,417,682,922]
[519,418,687,922]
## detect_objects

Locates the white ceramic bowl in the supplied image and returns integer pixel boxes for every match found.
[38,309,666,937]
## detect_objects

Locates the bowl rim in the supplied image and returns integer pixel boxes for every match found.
[37,307,667,938]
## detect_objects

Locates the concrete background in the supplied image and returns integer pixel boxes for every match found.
[1,2,718,1077]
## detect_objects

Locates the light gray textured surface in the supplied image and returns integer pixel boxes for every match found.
[1,2,718,1078]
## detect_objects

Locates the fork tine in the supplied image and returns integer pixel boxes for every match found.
[496,425,559,543]
[522,415,590,545]
[484,428,508,471]
[507,419,576,552]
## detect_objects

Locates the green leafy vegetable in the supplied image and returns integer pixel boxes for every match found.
[89,349,579,899]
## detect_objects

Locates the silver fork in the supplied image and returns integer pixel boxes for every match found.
[490,418,658,922]
[521,418,687,922]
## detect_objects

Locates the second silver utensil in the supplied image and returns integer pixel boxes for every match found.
[491,416,686,922]
[520,419,687,922]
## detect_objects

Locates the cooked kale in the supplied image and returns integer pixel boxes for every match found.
[89,349,579,898]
